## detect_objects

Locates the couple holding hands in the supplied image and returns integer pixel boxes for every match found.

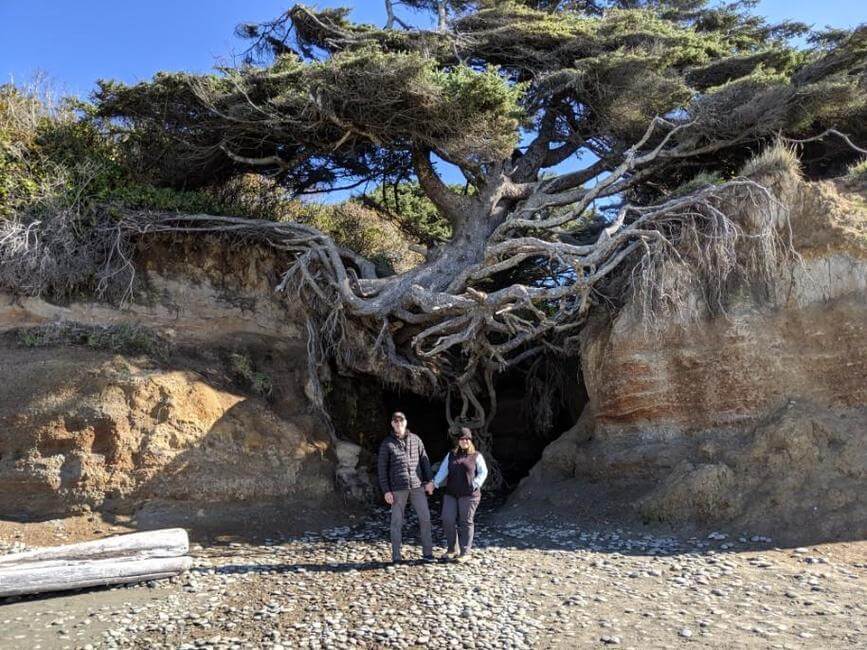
[377,411,488,564]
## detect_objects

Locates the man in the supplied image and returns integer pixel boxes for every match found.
[377,411,435,563]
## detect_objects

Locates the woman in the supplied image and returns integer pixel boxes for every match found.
[432,427,488,561]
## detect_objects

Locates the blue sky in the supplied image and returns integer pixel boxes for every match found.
[2,1,864,98]
[1,1,862,199]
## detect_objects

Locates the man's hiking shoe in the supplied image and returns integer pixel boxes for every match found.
[421,555,437,563]
[453,553,469,563]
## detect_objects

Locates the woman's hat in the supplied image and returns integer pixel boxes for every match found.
[457,427,472,440]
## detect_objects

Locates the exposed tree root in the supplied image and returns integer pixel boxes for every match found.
[86,175,793,485]
[0,131,807,487]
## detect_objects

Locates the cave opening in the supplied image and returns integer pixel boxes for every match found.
[325,358,587,492]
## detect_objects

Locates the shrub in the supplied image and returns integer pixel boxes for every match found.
[739,141,801,178]
[671,171,724,197]
[0,81,427,301]
[846,158,867,181]
[0,82,305,222]
[299,202,424,274]
[228,352,273,397]
[360,181,453,245]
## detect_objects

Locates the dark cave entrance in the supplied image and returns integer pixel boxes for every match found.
[325,358,587,491]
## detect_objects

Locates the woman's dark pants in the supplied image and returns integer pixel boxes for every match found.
[441,492,481,555]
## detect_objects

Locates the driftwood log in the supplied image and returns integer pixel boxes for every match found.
[0,528,192,597]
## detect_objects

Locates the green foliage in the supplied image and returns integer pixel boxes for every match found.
[559,50,694,138]
[670,171,723,197]
[16,327,50,347]
[305,47,524,162]
[0,82,288,221]
[360,181,453,244]
[689,67,792,139]
[847,158,867,181]
[228,352,273,397]
[299,201,424,274]
[87,2,867,207]
[433,64,527,160]
[0,81,431,297]
[686,49,802,90]
[85,323,167,356]
[0,84,77,217]
[94,47,524,194]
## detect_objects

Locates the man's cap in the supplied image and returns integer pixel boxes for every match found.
[391,411,406,421]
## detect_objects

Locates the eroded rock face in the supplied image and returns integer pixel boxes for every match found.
[514,179,867,544]
[0,238,349,530]
[583,263,866,436]
[0,236,304,343]
[636,404,866,539]
[0,349,334,518]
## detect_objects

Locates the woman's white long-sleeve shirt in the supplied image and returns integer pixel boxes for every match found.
[432,452,488,491]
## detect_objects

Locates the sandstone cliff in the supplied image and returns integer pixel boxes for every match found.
[0,238,351,532]
[2,176,865,544]
[511,177,867,544]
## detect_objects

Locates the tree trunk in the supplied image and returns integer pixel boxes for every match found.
[437,1,447,32]
[0,528,192,597]
[0,528,189,566]
[385,0,396,29]
[0,556,193,597]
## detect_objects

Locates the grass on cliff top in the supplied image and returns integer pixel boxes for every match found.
[812,175,867,255]
[739,141,802,179]
[847,158,867,182]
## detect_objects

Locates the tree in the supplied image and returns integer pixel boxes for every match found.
[91,1,866,480]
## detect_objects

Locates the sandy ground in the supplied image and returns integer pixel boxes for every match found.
[1,504,865,650]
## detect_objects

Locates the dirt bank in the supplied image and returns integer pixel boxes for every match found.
[511,178,867,545]
[0,237,358,532]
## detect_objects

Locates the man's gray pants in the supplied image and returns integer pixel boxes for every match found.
[442,493,481,555]
[390,487,433,560]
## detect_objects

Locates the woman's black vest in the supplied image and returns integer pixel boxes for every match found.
[446,450,478,497]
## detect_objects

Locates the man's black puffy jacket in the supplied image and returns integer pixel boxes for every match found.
[377,432,433,493]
